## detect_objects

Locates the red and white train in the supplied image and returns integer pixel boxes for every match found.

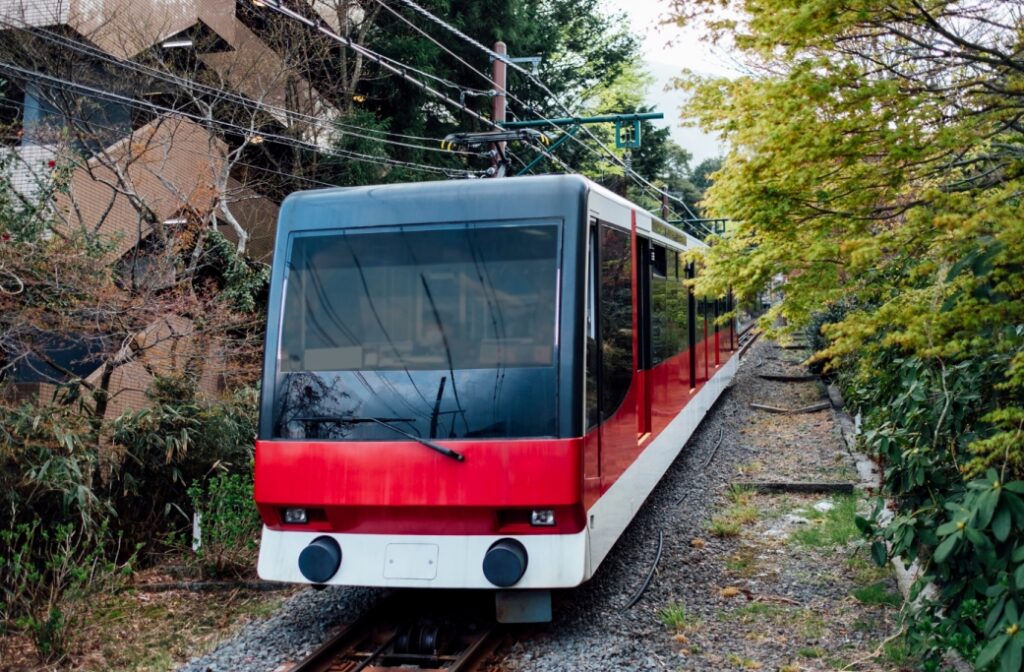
[254,175,742,621]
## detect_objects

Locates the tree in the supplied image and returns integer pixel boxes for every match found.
[670,0,1024,666]
[689,156,721,195]
[299,0,642,180]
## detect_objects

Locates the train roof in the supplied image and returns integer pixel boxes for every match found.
[275,174,703,248]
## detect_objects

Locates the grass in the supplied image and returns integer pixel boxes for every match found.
[797,646,824,658]
[736,460,763,478]
[851,581,903,607]
[724,602,788,621]
[882,632,914,666]
[727,484,756,505]
[659,601,699,630]
[847,551,891,585]
[790,494,861,547]
[709,516,742,537]
[726,653,763,669]
[726,546,760,577]
[71,584,289,671]
[721,603,826,640]
[709,486,760,537]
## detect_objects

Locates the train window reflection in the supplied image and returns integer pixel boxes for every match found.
[651,247,688,364]
[599,225,632,420]
[279,223,559,372]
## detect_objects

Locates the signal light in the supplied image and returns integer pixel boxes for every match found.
[284,508,308,524]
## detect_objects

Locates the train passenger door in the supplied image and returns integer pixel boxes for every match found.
[636,234,652,438]
[584,222,601,483]
[686,261,697,388]
[584,218,636,489]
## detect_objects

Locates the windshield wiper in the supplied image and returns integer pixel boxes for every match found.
[290,416,465,462]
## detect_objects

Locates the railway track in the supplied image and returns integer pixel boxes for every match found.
[290,591,503,672]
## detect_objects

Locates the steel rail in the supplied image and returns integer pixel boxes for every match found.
[290,592,500,672]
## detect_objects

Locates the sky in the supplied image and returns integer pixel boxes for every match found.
[599,0,736,163]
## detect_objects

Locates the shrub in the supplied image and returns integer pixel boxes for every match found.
[831,323,1024,670]
[0,519,134,664]
[0,377,258,661]
[109,379,258,540]
[803,300,855,374]
[187,472,262,578]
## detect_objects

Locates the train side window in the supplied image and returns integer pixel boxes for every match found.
[651,248,689,365]
[651,245,673,364]
[686,260,697,387]
[585,225,599,430]
[651,244,667,278]
[599,224,633,421]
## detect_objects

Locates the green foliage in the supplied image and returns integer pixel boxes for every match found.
[110,378,257,534]
[321,0,644,181]
[804,300,854,373]
[0,376,258,660]
[0,519,134,664]
[659,601,697,629]
[851,581,902,608]
[187,472,261,578]
[202,230,270,314]
[0,401,108,534]
[672,0,1024,664]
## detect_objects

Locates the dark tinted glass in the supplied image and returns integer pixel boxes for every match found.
[693,268,707,345]
[651,247,688,364]
[599,225,633,420]
[280,224,558,371]
[585,226,599,430]
[273,222,560,440]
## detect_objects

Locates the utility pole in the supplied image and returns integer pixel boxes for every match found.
[661,192,670,221]
[490,41,507,177]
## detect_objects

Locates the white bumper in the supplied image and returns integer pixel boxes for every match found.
[257,527,591,589]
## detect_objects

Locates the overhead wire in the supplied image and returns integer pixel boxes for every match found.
[0,62,476,177]
[368,0,572,176]
[3,0,710,228]
[254,0,545,173]
[256,0,499,130]
[3,19,483,156]
[0,97,345,191]
[381,0,714,233]
[251,0,544,176]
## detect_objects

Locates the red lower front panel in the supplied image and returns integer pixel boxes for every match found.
[254,438,585,536]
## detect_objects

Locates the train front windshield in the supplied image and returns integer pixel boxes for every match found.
[273,221,560,440]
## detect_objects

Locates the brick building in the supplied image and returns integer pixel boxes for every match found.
[0,0,341,417]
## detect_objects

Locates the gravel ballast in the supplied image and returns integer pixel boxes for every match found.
[177,586,381,672]
[498,338,905,671]
[179,338,904,671]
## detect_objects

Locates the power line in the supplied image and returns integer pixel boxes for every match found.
[369,0,575,177]
[4,20,482,156]
[381,0,709,228]
[253,0,543,174]
[255,0,499,131]
[0,97,346,191]
[0,62,476,177]
[370,0,495,97]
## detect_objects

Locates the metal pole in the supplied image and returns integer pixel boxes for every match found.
[500,112,663,129]
[491,41,507,177]
[515,125,579,176]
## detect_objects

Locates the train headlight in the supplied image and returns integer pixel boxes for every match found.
[284,508,308,524]
[530,509,556,526]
